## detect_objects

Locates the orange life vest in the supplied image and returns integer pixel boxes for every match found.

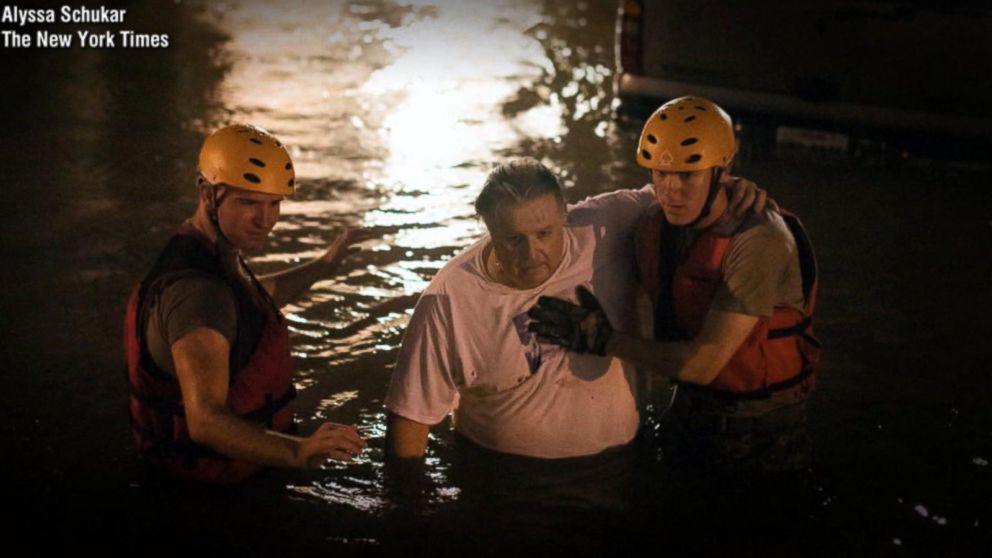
[124,223,296,483]
[634,208,821,399]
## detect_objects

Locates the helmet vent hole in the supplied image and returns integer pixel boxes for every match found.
[683,115,696,123]
[660,113,668,121]
[695,105,707,111]
[640,149,652,160]
[677,106,685,110]
[243,173,262,184]
[680,137,699,146]
[249,158,266,168]
[288,178,295,187]
[685,154,702,164]
[275,141,282,147]
[285,162,292,170]
[647,134,657,144]
[249,138,263,145]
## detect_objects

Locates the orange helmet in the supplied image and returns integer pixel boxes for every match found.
[636,96,736,172]
[198,124,295,196]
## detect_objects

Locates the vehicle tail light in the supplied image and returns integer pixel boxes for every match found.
[617,0,643,75]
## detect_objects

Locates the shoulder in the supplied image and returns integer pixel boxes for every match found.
[566,185,655,227]
[154,272,238,330]
[720,209,797,279]
[731,209,796,251]
[158,272,235,306]
[420,239,487,297]
[148,272,239,347]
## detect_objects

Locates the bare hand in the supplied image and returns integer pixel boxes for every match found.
[722,174,778,218]
[295,422,368,468]
[320,227,368,268]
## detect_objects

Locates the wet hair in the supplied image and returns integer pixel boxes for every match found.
[474,158,565,223]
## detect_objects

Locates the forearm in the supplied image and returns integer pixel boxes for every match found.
[385,412,430,458]
[259,257,336,308]
[607,331,715,385]
[187,405,304,468]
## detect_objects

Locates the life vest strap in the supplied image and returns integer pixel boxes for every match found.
[242,384,297,427]
[767,317,812,340]
[127,385,185,415]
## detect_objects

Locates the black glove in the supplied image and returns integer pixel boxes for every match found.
[527,285,613,356]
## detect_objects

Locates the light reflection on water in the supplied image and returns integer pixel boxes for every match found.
[195,0,623,513]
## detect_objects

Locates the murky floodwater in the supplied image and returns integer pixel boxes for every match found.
[193,0,640,516]
[2,0,990,554]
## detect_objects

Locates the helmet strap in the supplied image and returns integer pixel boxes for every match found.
[687,167,724,228]
[200,177,234,249]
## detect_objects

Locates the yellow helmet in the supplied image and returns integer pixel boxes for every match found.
[636,96,736,172]
[198,124,295,196]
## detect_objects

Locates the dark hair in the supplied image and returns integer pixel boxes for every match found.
[474,158,565,223]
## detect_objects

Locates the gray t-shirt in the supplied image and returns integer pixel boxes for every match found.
[708,208,806,317]
[145,274,237,377]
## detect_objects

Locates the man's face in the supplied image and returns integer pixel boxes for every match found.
[214,187,283,251]
[651,168,713,226]
[486,193,566,290]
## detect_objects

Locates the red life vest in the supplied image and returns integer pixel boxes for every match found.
[124,223,296,483]
[634,208,821,399]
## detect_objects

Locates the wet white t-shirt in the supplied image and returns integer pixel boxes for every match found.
[385,186,656,458]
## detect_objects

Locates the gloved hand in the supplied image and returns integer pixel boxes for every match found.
[527,286,613,356]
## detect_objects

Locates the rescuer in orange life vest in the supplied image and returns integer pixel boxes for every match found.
[528,97,820,474]
[124,124,367,483]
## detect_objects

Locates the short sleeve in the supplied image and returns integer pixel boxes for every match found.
[159,275,238,344]
[711,218,796,317]
[384,293,460,425]
[145,274,238,376]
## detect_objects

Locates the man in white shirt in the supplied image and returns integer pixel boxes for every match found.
[384,158,764,459]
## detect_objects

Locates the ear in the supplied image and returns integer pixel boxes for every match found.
[196,179,210,204]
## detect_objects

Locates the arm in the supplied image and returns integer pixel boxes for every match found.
[383,413,433,504]
[383,293,459,459]
[385,411,431,458]
[606,310,759,385]
[530,219,791,384]
[259,228,363,308]
[172,327,367,468]
[528,287,757,385]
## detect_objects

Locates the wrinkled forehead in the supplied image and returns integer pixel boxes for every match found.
[485,193,565,234]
